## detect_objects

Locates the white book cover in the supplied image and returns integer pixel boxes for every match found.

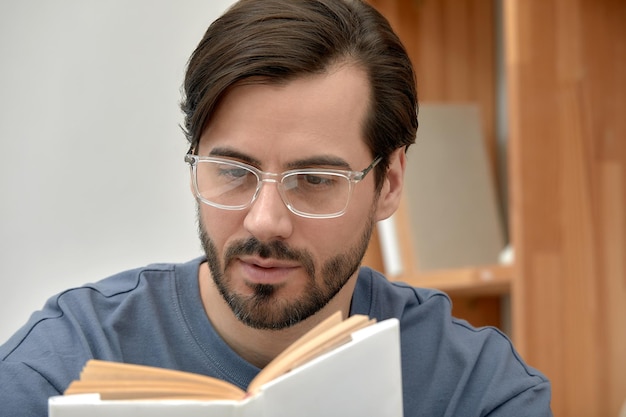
[49,318,403,417]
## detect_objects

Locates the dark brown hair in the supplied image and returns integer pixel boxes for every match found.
[181,0,418,187]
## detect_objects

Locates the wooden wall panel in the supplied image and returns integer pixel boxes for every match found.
[367,0,626,414]
[505,0,626,415]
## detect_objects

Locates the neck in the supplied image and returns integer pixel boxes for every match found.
[197,262,357,368]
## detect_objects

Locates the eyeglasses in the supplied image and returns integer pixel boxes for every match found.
[185,153,381,219]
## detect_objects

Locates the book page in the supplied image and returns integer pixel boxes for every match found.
[65,360,245,400]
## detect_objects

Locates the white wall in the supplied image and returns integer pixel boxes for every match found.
[0,0,237,343]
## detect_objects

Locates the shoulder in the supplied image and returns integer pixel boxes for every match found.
[355,267,551,416]
[0,258,204,414]
[1,258,201,363]
[72,261,182,297]
[25,262,178,322]
[358,267,546,375]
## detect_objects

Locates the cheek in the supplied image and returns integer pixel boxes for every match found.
[198,206,244,250]
[309,209,372,259]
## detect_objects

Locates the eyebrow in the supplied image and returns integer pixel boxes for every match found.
[285,156,352,170]
[208,147,353,171]
[208,147,260,166]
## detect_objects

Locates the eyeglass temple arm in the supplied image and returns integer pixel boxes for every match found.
[184,145,196,164]
[357,156,382,180]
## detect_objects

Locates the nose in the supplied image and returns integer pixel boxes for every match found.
[243,180,294,242]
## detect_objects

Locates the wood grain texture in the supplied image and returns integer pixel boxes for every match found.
[505,0,626,415]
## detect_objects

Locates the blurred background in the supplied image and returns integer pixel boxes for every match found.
[0,0,237,342]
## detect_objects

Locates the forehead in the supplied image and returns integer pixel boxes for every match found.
[198,64,372,167]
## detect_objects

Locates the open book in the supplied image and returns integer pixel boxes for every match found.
[49,313,403,417]
[64,313,374,400]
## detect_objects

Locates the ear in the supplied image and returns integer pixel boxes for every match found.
[375,147,406,221]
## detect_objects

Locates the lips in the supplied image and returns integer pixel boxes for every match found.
[236,256,300,285]
[239,255,300,269]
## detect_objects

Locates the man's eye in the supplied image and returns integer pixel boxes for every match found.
[218,167,249,179]
[304,174,333,186]
[294,174,340,190]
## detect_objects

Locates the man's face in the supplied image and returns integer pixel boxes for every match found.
[196,64,381,330]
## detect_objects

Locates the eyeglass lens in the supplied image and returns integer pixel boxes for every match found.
[194,159,352,216]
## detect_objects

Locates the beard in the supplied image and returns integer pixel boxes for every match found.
[197,206,376,330]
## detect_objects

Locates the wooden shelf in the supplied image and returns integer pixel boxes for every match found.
[362,201,511,299]
[391,264,512,297]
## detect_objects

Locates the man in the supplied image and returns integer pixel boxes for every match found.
[0,0,552,416]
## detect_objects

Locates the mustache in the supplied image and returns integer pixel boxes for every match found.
[226,238,299,260]
[224,237,316,278]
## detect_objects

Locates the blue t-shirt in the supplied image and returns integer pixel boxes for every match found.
[0,257,551,416]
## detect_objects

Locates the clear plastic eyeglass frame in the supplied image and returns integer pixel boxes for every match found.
[184,153,382,219]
